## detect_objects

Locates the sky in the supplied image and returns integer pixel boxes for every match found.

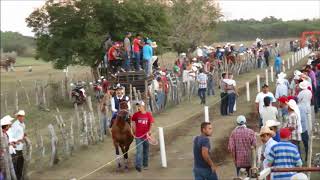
[1,0,320,37]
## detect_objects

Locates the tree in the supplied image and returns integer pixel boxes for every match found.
[26,0,170,77]
[167,0,222,53]
[0,31,35,56]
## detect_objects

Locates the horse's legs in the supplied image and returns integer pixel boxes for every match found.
[120,145,129,170]
[114,143,121,169]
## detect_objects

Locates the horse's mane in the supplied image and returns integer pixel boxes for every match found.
[119,100,128,110]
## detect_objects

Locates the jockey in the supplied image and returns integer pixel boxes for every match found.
[109,84,131,128]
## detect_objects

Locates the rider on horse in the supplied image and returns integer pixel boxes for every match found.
[109,84,131,128]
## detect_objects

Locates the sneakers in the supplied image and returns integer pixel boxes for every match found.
[135,166,142,172]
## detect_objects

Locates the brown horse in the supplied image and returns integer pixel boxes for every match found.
[111,101,134,171]
[0,57,16,71]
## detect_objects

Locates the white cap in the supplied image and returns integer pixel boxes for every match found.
[236,115,246,125]
[136,101,145,106]
[1,115,14,126]
[15,110,25,116]
[239,44,244,46]
[290,173,308,180]
[277,72,287,79]
[294,70,302,76]
[265,120,281,127]
[299,80,309,90]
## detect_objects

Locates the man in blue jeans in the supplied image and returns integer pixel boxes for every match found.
[193,122,219,180]
[197,69,208,105]
[143,40,153,76]
[131,101,154,172]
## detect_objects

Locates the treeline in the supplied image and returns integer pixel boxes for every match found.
[212,17,320,42]
[1,31,36,57]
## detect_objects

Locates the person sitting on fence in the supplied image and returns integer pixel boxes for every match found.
[1,115,16,180]
[266,128,302,180]
[7,110,27,180]
[109,85,130,128]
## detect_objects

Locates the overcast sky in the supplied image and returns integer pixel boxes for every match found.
[1,0,320,37]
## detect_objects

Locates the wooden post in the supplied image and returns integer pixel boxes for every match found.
[74,103,81,147]
[61,80,65,98]
[145,80,148,110]
[256,75,261,93]
[18,80,31,105]
[129,84,133,114]
[86,96,98,143]
[133,87,138,101]
[82,111,89,146]
[70,117,75,154]
[137,90,142,101]
[265,69,269,86]
[22,137,32,180]
[4,92,8,113]
[55,110,70,156]
[64,70,69,98]
[246,82,250,102]
[35,81,39,106]
[42,85,47,107]
[270,67,274,82]
[96,102,103,141]
[48,124,59,166]
[15,90,19,112]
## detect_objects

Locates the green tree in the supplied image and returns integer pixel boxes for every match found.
[167,0,222,53]
[0,31,35,56]
[26,0,170,76]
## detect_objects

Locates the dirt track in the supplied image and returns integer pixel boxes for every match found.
[29,53,308,180]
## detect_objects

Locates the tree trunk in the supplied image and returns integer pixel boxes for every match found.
[91,66,99,81]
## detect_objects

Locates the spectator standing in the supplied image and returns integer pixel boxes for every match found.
[260,97,278,126]
[133,33,144,71]
[142,40,153,76]
[197,69,208,105]
[266,128,302,180]
[8,110,27,180]
[274,54,282,75]
[286,100,302,153]
[131,101,154,172]
[255,84,276,127]
[228,115,257,176]
[220,73,229,115]
[193,122,218,180]
[259,126,277,169]
[123,32,132,71]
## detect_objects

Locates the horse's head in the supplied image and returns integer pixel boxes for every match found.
[117,110,130,123]
[119,100,128,110]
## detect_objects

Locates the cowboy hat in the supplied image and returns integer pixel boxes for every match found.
[15,110,25,116]
[294,70,302,76]
[299,80,309,90]
[293,75,300,80]
[236,115,246,125]
[180,53,187,57]
[265,120,281,127]
[291,173,308,180]
[1,115,14,126]
[259,126,275,136]
[219,49,225,52]
[135,100,145,106]
[287,99,298,111]
[151,41,158,48]
[277,72,287,79]
[239,44,244,47]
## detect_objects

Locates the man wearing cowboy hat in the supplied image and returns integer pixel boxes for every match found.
[109,84,130,128]
[228,115,256,176]
[1,115,16,179]
[266,128,302,180]
[265,120,281,142]
[7,110,27,180]
[259,126,277,169]
[131,101,154,172]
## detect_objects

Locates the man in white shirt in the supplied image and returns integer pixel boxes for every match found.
[255,84,276,127]
[260,97,278,126]
[8,110,26,180]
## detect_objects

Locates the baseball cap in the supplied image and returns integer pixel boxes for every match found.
[136,101,145,106]
[280,128,291,139]
[236,115,246,125]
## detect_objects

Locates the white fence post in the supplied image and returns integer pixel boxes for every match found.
[158,127,167,168]
[246,82,250,102]
[270,66,274,82]
[287,58,290,69]
[204,106,209,122]
[265,69,269,85]
[257,75,260,92]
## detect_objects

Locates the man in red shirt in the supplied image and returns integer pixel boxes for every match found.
[131,101,154,172]
[108,43,120,73]
[133,33,144,71]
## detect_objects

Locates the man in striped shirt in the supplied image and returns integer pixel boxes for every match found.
[267,128,302,180]
[197,69,208,105]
